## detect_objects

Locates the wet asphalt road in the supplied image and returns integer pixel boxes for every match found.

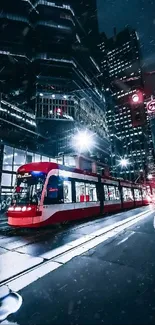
[0,207,148,282]
[1,207,155,324]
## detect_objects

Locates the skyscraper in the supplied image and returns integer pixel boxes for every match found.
[0,0,110,161]
[99,27,152,180]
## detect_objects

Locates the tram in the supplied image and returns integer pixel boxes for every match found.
[7,162,154,228]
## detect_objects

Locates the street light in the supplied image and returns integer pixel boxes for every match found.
[119,158,129,167]
[72,130,95,153]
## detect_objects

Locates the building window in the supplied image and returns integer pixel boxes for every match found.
[1,173,12,187]
[3,146,14,171]
[26,152,33,164]
[13,149,26,172]
[34,154,42,162]
[42,156,49,162]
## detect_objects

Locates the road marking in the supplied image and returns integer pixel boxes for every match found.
[116,231,135,245]
[4,208,152,293]
[41,208,150,260]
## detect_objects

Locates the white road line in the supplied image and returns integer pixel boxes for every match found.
[4,208,153,293]
[116,231,135,245]
[41,208,150,260]
[53,210,152,264]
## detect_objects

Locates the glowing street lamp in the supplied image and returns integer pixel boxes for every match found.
[119,158,129,167]
[72,130,95,153]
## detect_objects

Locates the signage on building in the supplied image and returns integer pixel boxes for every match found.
[147,100,155,113]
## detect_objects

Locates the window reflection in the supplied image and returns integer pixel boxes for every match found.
[34,154,41,162]
[3,146,14,171]
[26,152,34,164]
[1,145,51,200]
[42,156,49,162]
[1,173,12,187]
[13,149,26,172]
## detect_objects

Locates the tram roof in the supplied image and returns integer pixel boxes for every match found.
[17,162,98,177]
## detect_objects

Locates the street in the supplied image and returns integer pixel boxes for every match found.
[0,207,155,324]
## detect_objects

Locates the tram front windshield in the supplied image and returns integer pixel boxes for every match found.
[13,171,46,205]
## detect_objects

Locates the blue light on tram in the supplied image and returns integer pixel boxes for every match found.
[31,171,43,177]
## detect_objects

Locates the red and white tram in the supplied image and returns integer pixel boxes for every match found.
[7,162,154,228]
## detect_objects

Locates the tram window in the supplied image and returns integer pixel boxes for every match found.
[134,189,142,201]
[123,187,133,201]
[75,182,85,202]
[63,180,72,203]
[128,188,133,200]
[142,188,147,198]
[147,186,151,195]
[115,187,120,200]
[85,183,97,202]
[104,185,109,201]
[44,175,63,204]
[108,186,116,200]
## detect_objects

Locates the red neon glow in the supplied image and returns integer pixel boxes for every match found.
[132,94,139,103]
[131,91,144,105]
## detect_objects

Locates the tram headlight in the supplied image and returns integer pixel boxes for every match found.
[21,206,27,211]
[15,207,22,211]
[8,206,14,211]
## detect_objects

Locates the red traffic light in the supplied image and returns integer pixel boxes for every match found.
[131,91,143,105]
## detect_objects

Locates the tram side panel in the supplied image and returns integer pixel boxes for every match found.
[40,170,100,226]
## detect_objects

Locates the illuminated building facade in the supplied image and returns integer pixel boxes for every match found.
[0,0,110,158]
[0,0,111,212]
[99,27,153,180]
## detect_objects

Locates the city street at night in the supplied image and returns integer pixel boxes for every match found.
[1,207,155,324]
[1,0,155,324]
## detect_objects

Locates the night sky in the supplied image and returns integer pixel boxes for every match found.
[97,0,155,71]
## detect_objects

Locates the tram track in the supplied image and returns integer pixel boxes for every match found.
[0,208,152,292]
